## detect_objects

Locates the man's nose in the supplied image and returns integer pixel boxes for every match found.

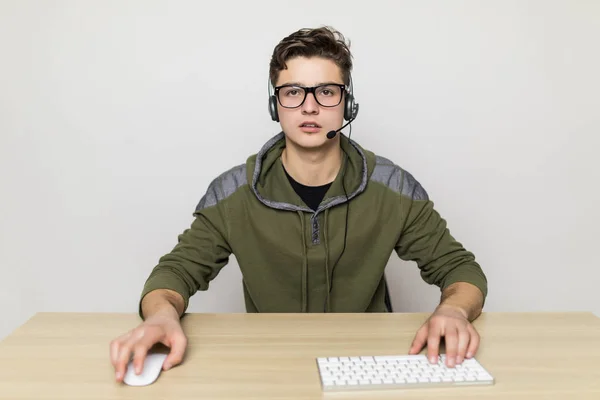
[301,92,319,114]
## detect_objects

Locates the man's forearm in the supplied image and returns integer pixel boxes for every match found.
[438,282,484,321]
[140,289,185,320]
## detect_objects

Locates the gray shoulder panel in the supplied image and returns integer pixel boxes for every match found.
[196,163,248,212]
[370,155,429,201]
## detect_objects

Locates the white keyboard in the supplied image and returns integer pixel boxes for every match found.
[316,354,494,391]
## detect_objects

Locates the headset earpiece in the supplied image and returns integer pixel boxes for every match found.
[344,75,359,121]
[268,94,279,122]
[344,92,355,121]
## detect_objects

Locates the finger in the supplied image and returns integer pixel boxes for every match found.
[109,331,132,368]
[408,324,428,355]
[109,331,132,369]
[132,341,155,375]
[456,327,470,364]
[163,332,187,370]
[115,329,150,381]
[426,324,441,364]
[466,324,480,359]
[114,339,134,382]
[444,327,458,367]
[131,328,166,374]
[109,339,121,368]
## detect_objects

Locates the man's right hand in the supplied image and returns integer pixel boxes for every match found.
[110,290,187,383]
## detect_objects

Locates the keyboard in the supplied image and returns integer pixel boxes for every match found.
[316,354,494,391]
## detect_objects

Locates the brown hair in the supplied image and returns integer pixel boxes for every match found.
[269,26,353,87]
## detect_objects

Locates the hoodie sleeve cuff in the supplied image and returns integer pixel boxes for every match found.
[138,273,191,320]
[440,266,488,305]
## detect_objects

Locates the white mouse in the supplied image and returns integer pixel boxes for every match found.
[123,352,168,386]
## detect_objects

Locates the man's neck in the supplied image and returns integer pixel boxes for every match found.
[281,140,342,187]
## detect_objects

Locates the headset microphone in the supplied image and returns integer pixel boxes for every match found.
[326,116,356,139]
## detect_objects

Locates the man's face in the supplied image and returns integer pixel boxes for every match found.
[275,56,345,150]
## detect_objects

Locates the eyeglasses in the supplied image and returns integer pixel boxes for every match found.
[274,83,346,108]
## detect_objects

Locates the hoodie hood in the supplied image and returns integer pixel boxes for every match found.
[250,131,370,216]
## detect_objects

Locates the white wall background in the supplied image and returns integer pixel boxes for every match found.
[1,0,599,340]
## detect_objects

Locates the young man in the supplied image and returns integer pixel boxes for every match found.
[110,26,488,382]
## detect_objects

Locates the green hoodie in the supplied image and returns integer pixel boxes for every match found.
[139,133,487,315]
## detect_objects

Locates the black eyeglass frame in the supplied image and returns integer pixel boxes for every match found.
[274,83,347,108]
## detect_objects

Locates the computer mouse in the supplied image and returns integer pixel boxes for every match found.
[123,352,168,386]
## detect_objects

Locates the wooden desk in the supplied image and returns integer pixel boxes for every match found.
[1,312,599,399]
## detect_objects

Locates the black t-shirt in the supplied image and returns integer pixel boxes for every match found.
[284,167,332,211]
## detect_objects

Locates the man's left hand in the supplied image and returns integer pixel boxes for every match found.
[408,304,480,367]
